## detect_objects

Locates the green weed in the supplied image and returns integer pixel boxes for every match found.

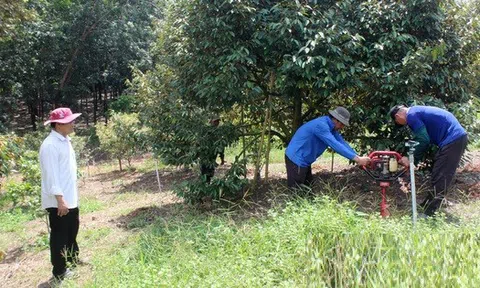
[80,197,104,214]
[83,197,480,287]
[80,227,112,246]
[0,209,35,233]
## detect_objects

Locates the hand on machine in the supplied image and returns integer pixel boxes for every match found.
[361,151,408,182]
[353,155,371,167]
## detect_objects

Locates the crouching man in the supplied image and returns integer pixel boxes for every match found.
[285,107,371,188]
[389,104,468,216]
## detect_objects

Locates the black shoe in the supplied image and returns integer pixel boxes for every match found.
[419,196,432,209]
[38,278,60,288]
[424,198,443,216]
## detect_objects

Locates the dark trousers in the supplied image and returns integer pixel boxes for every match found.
[200,165,215,183]
[423,135,468,216]
[285,155,313,188]
[47,207,80,278]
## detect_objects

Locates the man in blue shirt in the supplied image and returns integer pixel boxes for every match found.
[285,107,371,188]
[390,105,468,216]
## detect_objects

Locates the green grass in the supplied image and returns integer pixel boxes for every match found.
[135,156,167,173]
[79,227,112,246]
[81,197,480,287]
[224,144,289,164]
[470,142,480,151]
[0,209,36,233]
[0,209,38,251]
[112,193,135,203]
[80,197,104,213]
[26,232,49,252]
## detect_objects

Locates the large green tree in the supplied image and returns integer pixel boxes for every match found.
[148,0,478,147]
[134,0,479,201]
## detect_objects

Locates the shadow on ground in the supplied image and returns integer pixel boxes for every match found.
[103,152,480,228]
[89,167,198,195]
[118,167,197,194]
[115,204,186,230]
[1,246,26,265]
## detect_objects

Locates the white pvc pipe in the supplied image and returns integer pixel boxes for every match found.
[408,147,417,225]
[155,159,162,193]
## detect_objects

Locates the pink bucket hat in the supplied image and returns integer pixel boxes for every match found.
[44,108,82,125]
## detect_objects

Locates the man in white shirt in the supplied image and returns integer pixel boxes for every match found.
[39,107,81,281]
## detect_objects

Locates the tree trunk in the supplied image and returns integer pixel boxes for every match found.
[253,96,270,186]
[97,84,102,123]
[37,90,41,122]
[265,72,275,181]
[93,85,97,125]
[118,158,123,171]
[59,17,100,93]
[265,95,272,181]
[104,86,108,124]
[40,90,44,119]
[29,103,37,131]
[84,94,89,127]
[292,90,302,138]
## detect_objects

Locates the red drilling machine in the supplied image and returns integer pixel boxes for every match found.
[361,151,407,217]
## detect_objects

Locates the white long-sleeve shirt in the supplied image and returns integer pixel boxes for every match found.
[39,130,78,209]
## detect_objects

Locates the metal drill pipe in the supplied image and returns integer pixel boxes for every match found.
[409,152,417,225]
[406,141,419,225]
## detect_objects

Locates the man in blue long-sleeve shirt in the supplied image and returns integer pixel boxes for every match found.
[390,104,468,216]
[285,107,371,188]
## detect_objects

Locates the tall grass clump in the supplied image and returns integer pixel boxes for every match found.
[82,197,480,288]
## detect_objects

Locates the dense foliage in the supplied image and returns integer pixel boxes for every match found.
[0,0,160,131]
[0,129,90,211]
[147,0,479,148]
[1,0,479,203]
[130,0,480,201]
[0,134,23,178]
[96,112,148,171]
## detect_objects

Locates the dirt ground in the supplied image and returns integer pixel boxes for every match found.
[1,151,479,287]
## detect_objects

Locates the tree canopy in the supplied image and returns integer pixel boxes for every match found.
[0,0,160,131]
[139,0,479,154]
